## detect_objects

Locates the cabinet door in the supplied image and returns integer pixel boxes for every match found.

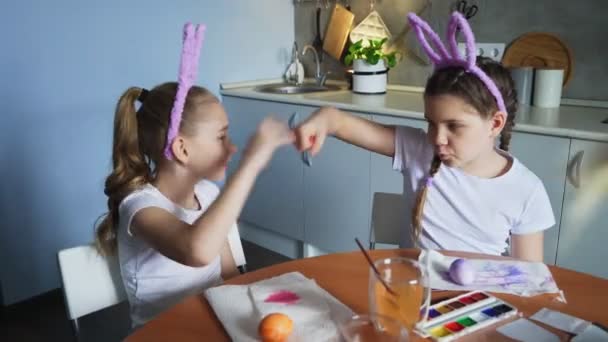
[370,115,427,195]
[223,96,313,240]
[303,112,372,252]
[557,139,608,278]
[369,115,427,247]
[510,132,570,264]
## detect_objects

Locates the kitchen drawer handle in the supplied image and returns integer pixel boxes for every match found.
[567,150,585,188]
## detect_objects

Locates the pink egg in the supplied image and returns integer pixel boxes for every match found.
[449,258,475,285]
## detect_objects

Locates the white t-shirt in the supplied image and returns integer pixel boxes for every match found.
[117,180,223,328]
[393,126,555,255]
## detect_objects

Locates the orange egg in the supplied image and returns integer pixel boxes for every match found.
[258,313,294,342]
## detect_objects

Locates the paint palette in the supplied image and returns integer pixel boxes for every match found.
[415,291,518,341]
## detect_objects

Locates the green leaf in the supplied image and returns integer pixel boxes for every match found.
[344,37,398,67]
[364,50,373,61]
[386,54,396,68]
[344,54,353,66]
[368,53,380,65]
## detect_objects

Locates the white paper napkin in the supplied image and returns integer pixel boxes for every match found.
[419,250,564,299]
[497,318,560,342]
[205,272,354,342]
[249,274,331,327]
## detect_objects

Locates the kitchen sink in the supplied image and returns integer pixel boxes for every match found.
[254,83,342,94]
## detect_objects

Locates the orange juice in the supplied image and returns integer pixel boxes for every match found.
[373,280,424,330]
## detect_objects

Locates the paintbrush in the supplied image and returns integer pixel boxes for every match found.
[355,238,398,296]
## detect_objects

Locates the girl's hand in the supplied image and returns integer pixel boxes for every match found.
[294,106,340,156]
[241,117,295,171]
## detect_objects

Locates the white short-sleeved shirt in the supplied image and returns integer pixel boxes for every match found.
[117,180,223,328]
[393,126,555,255]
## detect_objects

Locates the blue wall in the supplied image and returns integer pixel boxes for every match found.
[0,0,294,305]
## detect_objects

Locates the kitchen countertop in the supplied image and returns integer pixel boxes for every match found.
[220,79,608,142]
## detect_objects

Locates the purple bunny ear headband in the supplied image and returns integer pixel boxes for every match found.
[163,22,206,160]
[407,12,507,115]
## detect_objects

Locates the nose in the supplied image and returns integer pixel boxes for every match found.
[428,126,448,147]
[227,137,237,155]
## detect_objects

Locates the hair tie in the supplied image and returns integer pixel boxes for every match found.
[425,177,434,187]
[137,88,149,103]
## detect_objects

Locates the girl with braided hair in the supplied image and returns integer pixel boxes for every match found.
[294,13,554,262]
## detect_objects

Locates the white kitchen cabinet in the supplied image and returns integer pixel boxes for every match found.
[370,114,427,195]
[369,115,427,247]
[223,96,313,240]
[509,132,571,264]
[303,112,372,252]
[556,139,608,278]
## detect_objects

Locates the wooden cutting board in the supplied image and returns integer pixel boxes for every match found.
[323,4,355,61]
[502,32,574,87]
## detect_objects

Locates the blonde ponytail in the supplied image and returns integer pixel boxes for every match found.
[95,87,151,256]
[95,83,219,255]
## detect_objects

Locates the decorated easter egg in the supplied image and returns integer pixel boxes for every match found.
[258,313,294,342]
[449,258,475,285]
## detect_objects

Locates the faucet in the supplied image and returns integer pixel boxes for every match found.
[302,44,330,86]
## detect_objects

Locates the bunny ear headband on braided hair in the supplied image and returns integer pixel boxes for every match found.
[407,11,507,115]
[163,22,206,160]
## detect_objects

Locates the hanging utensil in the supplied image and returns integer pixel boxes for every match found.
[313,0,324,62]
[350,0,391,46]
[456,0,478,20]
[343,0,351,11]
[323,3,355,60]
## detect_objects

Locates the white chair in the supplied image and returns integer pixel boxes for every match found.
[57,245,128,340]
[369,192,514,255]
[228,223,248,273]
[57,226,246,339]
[369,192,408,249]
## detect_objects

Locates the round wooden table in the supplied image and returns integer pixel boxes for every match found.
[126,249,608,341]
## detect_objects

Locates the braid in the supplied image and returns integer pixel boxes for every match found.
[499,80,518,151]
[499,116,515,151]
[411,155,442,246]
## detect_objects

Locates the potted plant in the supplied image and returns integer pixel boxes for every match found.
[344,38,398,94]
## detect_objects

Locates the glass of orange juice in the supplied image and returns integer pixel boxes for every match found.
[369,257,431,332]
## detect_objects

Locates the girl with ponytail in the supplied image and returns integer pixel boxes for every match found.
[96,24,293,328]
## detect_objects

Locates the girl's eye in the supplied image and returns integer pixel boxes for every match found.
[448,123,463,130]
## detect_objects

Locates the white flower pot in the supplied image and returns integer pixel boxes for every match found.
[352,59,388,94]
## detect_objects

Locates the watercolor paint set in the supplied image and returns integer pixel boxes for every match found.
[415,291,518,341]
